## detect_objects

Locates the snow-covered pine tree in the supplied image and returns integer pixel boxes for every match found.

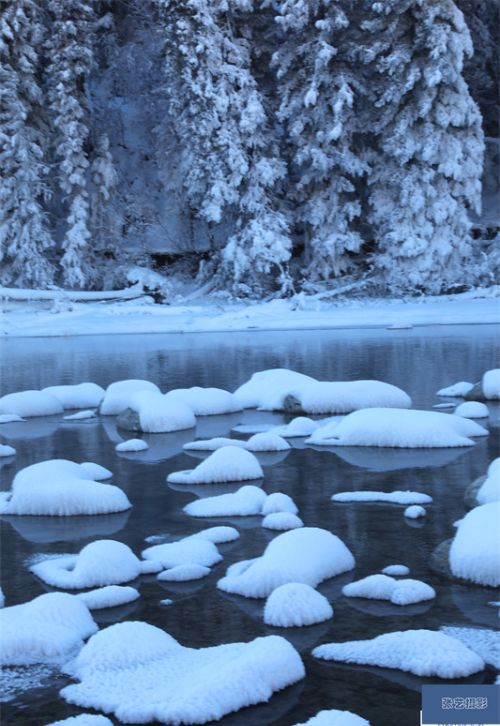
[271,0,369,283]
[361,0,484,293]
[154,0,292,293]
[0,0,54,288]
[45,0,96,288]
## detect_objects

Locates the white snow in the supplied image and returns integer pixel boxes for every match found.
[157,564,211,581]
[477,460,500,504]
[264,583,333,627]
[184,485,266,518]
[234,369,316,409]
[184,437,246,451]
[46,716,113,726]
[61,621,305,723]
[290,380,412,415]
[142,538,222,569]
[262,512,304,530]
[404,505,427,519]
[381,565,410,577]
[217,527,355,598]
[185,526,240,543]
[31,540,153,589]
[0,592,97,666]
[115,438,149,452]
[332,491,432,505]
[245,433,291,451]
[63,410,97,420]
[292,710,370,726]
[312,630,485,677]
[440,626,500,668]
[100,379,160,416]
[271,417,320,437]
[127,390,196,432]
[0,444,16,457]
[167,446,263,485]
[261,492,298,516]
[342,574,435,605]
[483,369,500,399]
[0,414,25,423]
[77,585,140,609]
[165,387,242,415]
[0,459,131,516]
[454,401,489,418]
[42,383,105,409]
[437,381,474,397]
[307,409,488,448]
[79,462,113,480]
[449,502,500,586]
[0,390,63,417]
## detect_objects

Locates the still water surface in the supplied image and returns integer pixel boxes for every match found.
[1,326,499,725]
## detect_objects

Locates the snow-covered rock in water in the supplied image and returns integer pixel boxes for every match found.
[482,369,500,400]
[262,493,298,516]
[286,380,411,415]
[184,437,246,451]
[218,528,355,598]
[77,585,140,609]
[167,446,263,485]
[292,709,370,726]
[42,383,105,410]
[454,401,489,418]
[312,630,484,677]
[245,433,291,452]
[437,381,474,397]
[0,459,131,516]
[307,409,488,448]
[115,438,148,452]
[63,410,97,421]
[47,716,113,726]
[184,485,266,518]
[157,564,211,581]
[142,537,222,569]
[0,592,97,665]
[79,462,113,480]
[272,417,320,438]
[234,369,316,409]
[342,575,435,605]
[381,565,410,577]
[476,460,500,505]
[262,512,304,531]
[404,505,426,519]
[439,626,500,668]
[186,526,240,543]
[0,413,25,423]
[0,444,16,457]
[165,387,242,415]
[264,583,333,627]
[100,379,160,416]
[449,502,500,586]
[31,540,155,589]
[61,621,305,723]
[0,390,63,417]
[332,491,432,505]
[117,390,196,433]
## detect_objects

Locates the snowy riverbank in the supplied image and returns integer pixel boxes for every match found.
[1,286,499,338]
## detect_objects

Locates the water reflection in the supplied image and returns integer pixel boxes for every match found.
[0,510,130,543]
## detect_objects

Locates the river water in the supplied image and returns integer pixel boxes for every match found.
[0,325,499,725]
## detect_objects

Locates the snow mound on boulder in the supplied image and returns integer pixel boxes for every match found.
[262,492,298,515]
[342,574,435,605]
[312,630,484,677]
[77,585,140,610]
[332,491,432,505]
[449,502,500,586]
[218,528,355,598]
[440,626,500,668]
[61,621,305,724]
[0,459,131,516]
[31,540,150,589]
[437,381,474,397]
[63,410,97,420]
[272,417,320,437]
[404,505,426,519]
[483,369,500,399]
[116,438,148,452]
[184,485,266,518]
[0,592,97,665]
[167,446,263,485]
[381,565,410,576]
[142,538,222,569]
[166,387,242,415]
[246,433,291,452]
[0,390,63,417]
[262,512,304,531]
[264,583,333,627]
[184,437,246,451]
[0,444,16,457]
[307,409,488,448]
[291,380,411,415]
[79,462,113,480]
[100,379,160,416]
[186,526,240,543]
[477,460,500,505]
[455,401,489,418]
[292,709,370,726]
[0,413,24,423]
[42,383,105,410]
[234,369,316,409]
[157,564,211,582]
[126,390,196,433]
[47,715,113,726]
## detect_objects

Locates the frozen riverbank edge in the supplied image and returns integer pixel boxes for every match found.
[1,286,499,339]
